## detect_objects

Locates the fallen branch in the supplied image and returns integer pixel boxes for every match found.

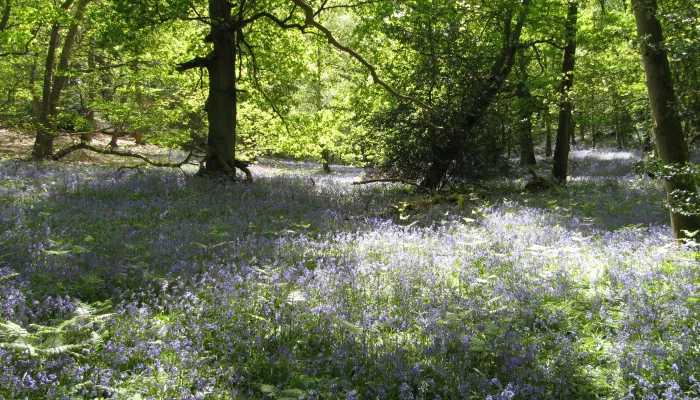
[352,178,431,193]
[52,142,195,168]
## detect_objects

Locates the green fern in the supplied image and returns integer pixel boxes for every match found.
[0,300,112,359]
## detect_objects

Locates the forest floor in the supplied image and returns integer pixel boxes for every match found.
[0,128,699,399]
[0,127,191,167]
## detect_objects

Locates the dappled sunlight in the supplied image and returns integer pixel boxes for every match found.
[568,148,642,177]
[0,149,698,399]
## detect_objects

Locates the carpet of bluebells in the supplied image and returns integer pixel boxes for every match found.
[0,148,699,399]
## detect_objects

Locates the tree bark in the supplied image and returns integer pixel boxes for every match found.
[33,0,90,159]
[552,0,578,184]
[33,23,63,158]
[517,80,536,166]
[0,0,11,32]
[203,0,237,175]
[643,128,652,151]
[420,0,531,189]
[632,0,700,239]
[545,117,552,157]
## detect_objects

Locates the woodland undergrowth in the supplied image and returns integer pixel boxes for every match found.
[0,148,698,399]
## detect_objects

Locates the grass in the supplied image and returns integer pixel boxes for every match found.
[0,147,698,399]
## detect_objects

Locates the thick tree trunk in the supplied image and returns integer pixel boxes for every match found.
[204,0,237,175]
[421,0,531,189]
[552,0,578,184]
[632,0,700,239]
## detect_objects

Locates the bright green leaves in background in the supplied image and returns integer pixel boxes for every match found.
[0,0,699,169]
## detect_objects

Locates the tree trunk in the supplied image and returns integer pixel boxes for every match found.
[519,115,536,165]
[632,0,700,239]
[32,0,89,159]
[643,129,652,151]
[516,80,536,166]
[82,45,97,143]
[109,131,119,147]
[33,23,62,158]
[0,0,11,32]
[592,124,597,149]
[552,0,578,184]
[421,141,460,189]
[203,0,237,175]
[545,117,552,157]
[421,0,531,189]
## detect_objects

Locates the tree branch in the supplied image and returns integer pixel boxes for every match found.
[520,39,565,50]
[0,29,38,57]
[290,0,435,112]
[52,142,196,168]
[176,55,212,72]
[352,178,432,193]
[313,0,383,17]
[246,10,305,30]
